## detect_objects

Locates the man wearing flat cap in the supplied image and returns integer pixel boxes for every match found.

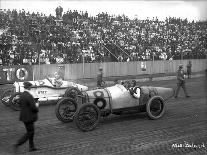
[174,64,190,98]
[14,81,39,152]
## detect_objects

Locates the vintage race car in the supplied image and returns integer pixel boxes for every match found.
[1,77,88,111]
[55,84,175,131]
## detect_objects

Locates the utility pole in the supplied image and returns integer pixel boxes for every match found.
[82,53,85,79]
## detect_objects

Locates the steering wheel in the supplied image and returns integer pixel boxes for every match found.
[46,77,55,87]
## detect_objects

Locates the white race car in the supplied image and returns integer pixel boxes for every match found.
[1,77,88,111]
[55,83,175,131]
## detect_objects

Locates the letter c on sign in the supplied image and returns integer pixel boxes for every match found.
[16,68,29,81]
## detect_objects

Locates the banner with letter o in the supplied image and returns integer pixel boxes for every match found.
[0,65,33,85]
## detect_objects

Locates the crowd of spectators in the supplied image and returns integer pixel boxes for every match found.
[0,6,207,66]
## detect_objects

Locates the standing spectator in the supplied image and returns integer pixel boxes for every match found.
[55,6,63,19]
[97,66,104,88]
[13,82,39,152]
[186,60,192,78]
[174,64,190,98]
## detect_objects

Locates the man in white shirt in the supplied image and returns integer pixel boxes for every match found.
[129,86,141,99]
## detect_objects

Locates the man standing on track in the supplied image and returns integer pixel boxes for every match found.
[97,66,104,88]
[186,60,192,79]
[13,82,39,152]
[174,64,190,98]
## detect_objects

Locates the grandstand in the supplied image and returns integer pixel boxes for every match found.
[0,7,207,66]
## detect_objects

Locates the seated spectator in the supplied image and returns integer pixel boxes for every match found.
[0,7,206,65]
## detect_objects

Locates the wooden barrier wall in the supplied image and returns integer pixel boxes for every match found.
[32,59,207,80]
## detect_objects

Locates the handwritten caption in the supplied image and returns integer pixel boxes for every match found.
[172,141,206,149]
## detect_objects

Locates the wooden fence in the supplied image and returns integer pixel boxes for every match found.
[33,59,207,80]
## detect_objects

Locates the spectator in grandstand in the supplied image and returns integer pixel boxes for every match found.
[0,7,207,65]
[55,6,63,19]
[174,64,190,98]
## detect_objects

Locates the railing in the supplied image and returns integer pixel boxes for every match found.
[33,59,207,80]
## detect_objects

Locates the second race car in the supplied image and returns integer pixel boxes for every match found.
[1,77,88,111]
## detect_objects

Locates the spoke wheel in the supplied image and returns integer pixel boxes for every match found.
[64,87,82,101]
[1,89,13,106]
[146,96,165,120]
[55,98,78,123]
[74,103,100,132]
[9,93,21,111]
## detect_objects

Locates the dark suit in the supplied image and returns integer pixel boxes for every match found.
[175,68,189,97]
[16,91,38,149]
[186,63,192,78]
[97,71,103,88]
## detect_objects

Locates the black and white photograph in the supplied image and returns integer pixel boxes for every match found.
[0,0,206,154]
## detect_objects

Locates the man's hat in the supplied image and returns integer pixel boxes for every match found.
[23,81,32,89]
[99,66,103,70]
[179,64,183,68]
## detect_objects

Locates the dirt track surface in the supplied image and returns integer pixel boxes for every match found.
[0,77,207,155]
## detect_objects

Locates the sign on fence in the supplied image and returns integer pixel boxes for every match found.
[141,62,147,71]
[0,65,33,84]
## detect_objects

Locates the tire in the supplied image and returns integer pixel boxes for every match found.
[146,96,165,120]
[9,93,22,111]
[74,103,100,132]
[55,98,78,123]
[64,87,82,101]
[1,89,14,107]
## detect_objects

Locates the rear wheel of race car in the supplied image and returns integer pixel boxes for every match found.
[9,93,21,111]
[55,98,78,123]
[146,96,165,120]
[1,89,13,107]
[64,87,82,101]
[74,103,100,132]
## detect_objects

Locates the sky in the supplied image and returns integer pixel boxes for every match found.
[0,0,207,21]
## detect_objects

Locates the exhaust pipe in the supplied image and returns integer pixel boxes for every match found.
[38,96,63,102]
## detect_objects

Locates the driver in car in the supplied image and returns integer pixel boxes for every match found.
[53,72,63,87]
[129,86,141,99]
[121,80,141,99]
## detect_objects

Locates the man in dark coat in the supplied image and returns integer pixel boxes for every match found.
[174,64,190,98]
[14,82,39,152]
[186,60,192,78]
[97,66,104,88]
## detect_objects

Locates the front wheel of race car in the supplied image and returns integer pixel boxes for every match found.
[9,93,21,111]
[64,87,82,101]
[146,96,165,120]
[55,98,78,123]
[1,89,13,107]
[74,103,100,132]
